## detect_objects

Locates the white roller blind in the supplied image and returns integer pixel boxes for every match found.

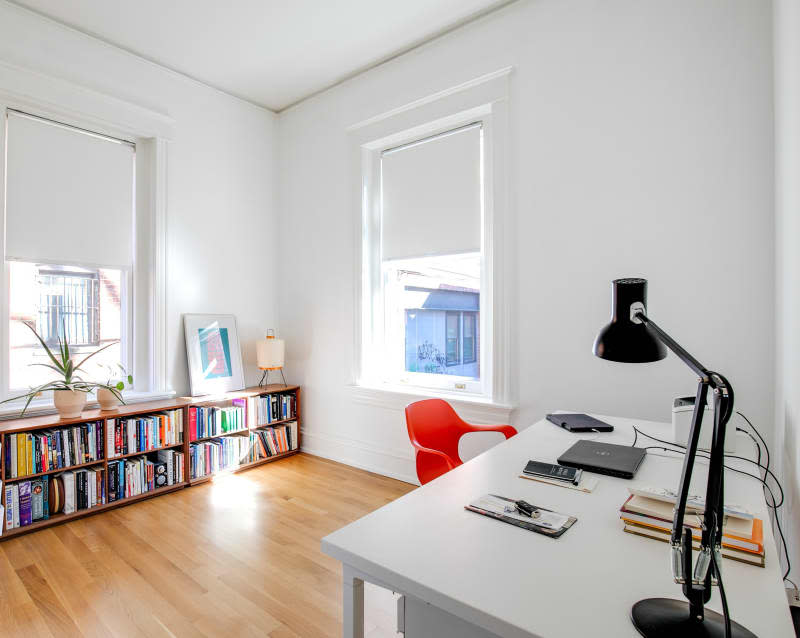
[5,111,135,268]
[381,123,481,261]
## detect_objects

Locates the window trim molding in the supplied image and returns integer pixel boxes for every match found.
[0,61,173,405]
[349,67,512,404]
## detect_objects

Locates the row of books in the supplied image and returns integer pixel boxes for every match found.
[187,393,298,442]
[247,393,297,426]
[188,403,246,440]
[107,409,184,457]
[620,489,765,567]
[4,467,106,530]
[4,421,104,478]
[189,422,298,479]
[107,449,185,502]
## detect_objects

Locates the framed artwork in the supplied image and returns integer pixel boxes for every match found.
[183,314,245,396]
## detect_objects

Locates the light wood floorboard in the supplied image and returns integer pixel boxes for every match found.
[0,453,415,638]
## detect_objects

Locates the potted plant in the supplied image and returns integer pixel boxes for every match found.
[0,321,125,419]
[95,363,133,411]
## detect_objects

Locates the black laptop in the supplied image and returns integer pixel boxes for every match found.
[557,440,646,479]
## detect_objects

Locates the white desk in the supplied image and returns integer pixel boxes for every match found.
[321,415,794,637]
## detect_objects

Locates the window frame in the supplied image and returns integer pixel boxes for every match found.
[351,68,511,403]
[0,79,172,412]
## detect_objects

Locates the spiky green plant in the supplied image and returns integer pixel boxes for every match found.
[0,320,126,415]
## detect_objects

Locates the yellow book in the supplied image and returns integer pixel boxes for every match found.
[17,433,26,476]
[26,435,33,476]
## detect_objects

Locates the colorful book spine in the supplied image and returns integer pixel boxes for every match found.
[18,482,32,527]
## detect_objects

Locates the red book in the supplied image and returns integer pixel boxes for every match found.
[189,407,197,442]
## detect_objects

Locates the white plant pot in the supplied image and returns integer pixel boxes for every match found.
[97,387,121,411]
[53,389,87,419]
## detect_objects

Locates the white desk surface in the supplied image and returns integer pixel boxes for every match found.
[321,415,794,638]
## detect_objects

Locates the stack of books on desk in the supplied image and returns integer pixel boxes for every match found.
[620,490,765,567]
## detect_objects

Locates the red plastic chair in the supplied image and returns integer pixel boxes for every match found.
[405,399,517,485]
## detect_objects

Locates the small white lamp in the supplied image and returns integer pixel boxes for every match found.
[257,329,286,387]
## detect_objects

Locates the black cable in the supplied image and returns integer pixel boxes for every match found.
[736,412,792,581]
[634,420,794,581]
[711,512,732,638]
[632,427,785,507]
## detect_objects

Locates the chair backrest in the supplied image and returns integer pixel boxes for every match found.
[405,398,469,464]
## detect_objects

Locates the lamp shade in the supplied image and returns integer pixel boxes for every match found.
[257,335,285,370]
[593,278,667,363]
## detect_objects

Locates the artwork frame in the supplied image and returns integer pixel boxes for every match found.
[183,314,245,396]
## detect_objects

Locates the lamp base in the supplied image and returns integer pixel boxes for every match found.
[258,368,287,388]
[632,599,757,638]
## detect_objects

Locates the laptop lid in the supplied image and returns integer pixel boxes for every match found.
[557,440,646,479]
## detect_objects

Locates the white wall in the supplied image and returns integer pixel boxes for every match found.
[277,0,775,483]
[774,0,800,583]
[0,1,278,395]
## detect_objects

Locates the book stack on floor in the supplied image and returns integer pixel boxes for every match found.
[247,393,296,426]
[188,402,246,440]
[620,487,765,567]
[4,466,106,530]
[108,449,184,502]
[107,409,183,457]
[4,421,104,477]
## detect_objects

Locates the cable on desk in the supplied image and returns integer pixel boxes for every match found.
[633,415,793,582]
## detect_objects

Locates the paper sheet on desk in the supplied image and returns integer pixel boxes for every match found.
[519,473,599,493]
[470,495,570,530]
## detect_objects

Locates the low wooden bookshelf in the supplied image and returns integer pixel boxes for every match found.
[0,384,301,540]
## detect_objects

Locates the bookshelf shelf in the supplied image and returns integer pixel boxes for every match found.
[188,449,300,485]
[192,429,251,443]
[108,442,185,461]
[4,459,106,483]
[110,481,188,506]
[0,384,301,540]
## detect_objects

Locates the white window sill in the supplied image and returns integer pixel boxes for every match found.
[349,382,514,423]
[0,390,176,421]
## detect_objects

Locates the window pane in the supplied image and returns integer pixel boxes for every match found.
[392,253,480,381]
[463,313,476,364]
[9,261,125,392]
[446,312,460,365]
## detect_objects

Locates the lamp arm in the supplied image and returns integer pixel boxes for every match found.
[634,310,734,616]
[634,311,709,379]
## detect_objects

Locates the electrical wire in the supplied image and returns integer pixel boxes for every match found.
[633,414,794,582]
[711,512,732,638]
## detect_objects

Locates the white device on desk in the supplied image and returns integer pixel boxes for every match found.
[672,395,735,453]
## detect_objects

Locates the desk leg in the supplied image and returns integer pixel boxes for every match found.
[342,565,365,638]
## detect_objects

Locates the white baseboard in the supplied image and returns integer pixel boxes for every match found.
[301,430,419,485]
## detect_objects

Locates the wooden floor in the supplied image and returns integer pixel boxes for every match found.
[0,453,416,638]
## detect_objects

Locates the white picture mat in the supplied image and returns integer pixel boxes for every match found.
[183,314,245,396]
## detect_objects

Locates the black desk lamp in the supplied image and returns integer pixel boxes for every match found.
[593,278,755,638]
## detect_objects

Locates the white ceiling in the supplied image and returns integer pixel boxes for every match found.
[10,0,509,112]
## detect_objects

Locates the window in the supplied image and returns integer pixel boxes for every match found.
[445,312,460,366]
[9,262,124,392]
[362,120,486,394]
[463,312,477,364]
[2,109,135,401]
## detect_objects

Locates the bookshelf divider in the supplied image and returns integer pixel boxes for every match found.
[0,384,300,540]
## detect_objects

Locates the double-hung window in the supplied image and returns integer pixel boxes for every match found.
[362,120,489,395]
[3,110,133,399]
